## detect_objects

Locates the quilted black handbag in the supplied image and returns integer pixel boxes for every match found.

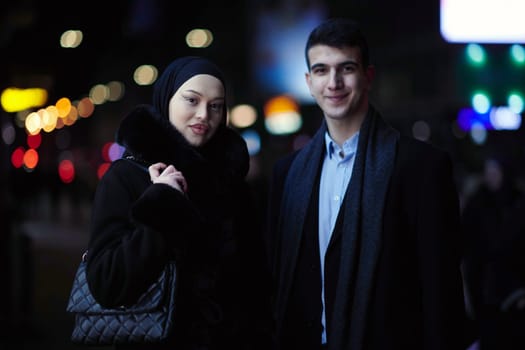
[66,251,177,345]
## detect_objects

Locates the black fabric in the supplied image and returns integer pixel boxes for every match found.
[152,56,226,122]
[267,104,468,350]
[281,175,323,350]
[275,105,398,350]
[85,105,272,350]
[462,182,525,349]
[114,104,248,182]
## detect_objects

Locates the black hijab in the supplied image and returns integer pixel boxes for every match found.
[116,55,248,181]
[152,56,227,122]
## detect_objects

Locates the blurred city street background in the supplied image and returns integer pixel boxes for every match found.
[2,0,525,349]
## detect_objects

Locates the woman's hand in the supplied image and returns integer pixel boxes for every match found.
[148,162,188,194]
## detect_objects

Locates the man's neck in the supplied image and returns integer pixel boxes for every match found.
[325,107,368,147]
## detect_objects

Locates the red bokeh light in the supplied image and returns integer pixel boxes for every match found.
[97,162,111,179]
[58,159,75,183]
[11,147,25,168]
[101,142,112,162]
[27,133,42,149]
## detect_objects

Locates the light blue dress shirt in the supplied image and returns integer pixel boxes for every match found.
[318,130,359,344]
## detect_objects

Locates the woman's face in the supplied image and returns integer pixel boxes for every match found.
[168,74,225,147]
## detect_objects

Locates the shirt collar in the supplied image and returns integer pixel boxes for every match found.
[324,131,360,160]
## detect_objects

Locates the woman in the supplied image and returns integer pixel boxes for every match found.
[85,56,272,350]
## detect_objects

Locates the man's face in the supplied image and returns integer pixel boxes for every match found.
[305,44,374,122]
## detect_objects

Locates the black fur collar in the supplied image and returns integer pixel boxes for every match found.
[115,104,249,182]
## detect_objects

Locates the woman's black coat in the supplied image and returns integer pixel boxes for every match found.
[85,105,272,350]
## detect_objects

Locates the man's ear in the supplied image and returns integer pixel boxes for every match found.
[305,72,313,95]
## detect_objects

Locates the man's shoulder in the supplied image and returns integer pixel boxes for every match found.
[397,134,449,159]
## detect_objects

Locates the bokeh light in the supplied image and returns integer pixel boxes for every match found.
[134,65,158,86]
[466,44,486,66]
[27,133,42,149]
[11,147,25,168]
[230,104,257,128]
[108,142,125,161]
[97,163,111,179]
[472,92,491,114]
[264,95,302,135]
[23,148,39,169]
[56,97,72,117]
[77,97,95,118]
[186,29,213,48]
[0,87,48,113]
[241,129,261,156]
[58,159,75,183]
[60,30,83,48]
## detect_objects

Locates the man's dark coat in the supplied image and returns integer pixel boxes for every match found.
[266,105,467,350]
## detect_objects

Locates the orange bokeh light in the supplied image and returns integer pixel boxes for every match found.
[264,95,299,116]
[23,148,39,169]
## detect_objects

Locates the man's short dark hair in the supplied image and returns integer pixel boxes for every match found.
[305,18,370,71]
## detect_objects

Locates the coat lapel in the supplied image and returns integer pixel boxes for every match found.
[275,122,327,330]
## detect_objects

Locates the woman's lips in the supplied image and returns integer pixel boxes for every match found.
[190,124,209,135]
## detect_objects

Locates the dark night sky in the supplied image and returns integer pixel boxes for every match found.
[1,0,443,103]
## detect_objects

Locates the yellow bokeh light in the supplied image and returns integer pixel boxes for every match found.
[56,97,72,118]
[134,65,158,86]
[42,106,58,132]
[186,29,213,48]
[60,30,83,48]
[89,84,109,105]
[1,87,48,113]
[25,111,42,135]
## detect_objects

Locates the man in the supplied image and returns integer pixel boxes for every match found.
[266,17,467,350]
